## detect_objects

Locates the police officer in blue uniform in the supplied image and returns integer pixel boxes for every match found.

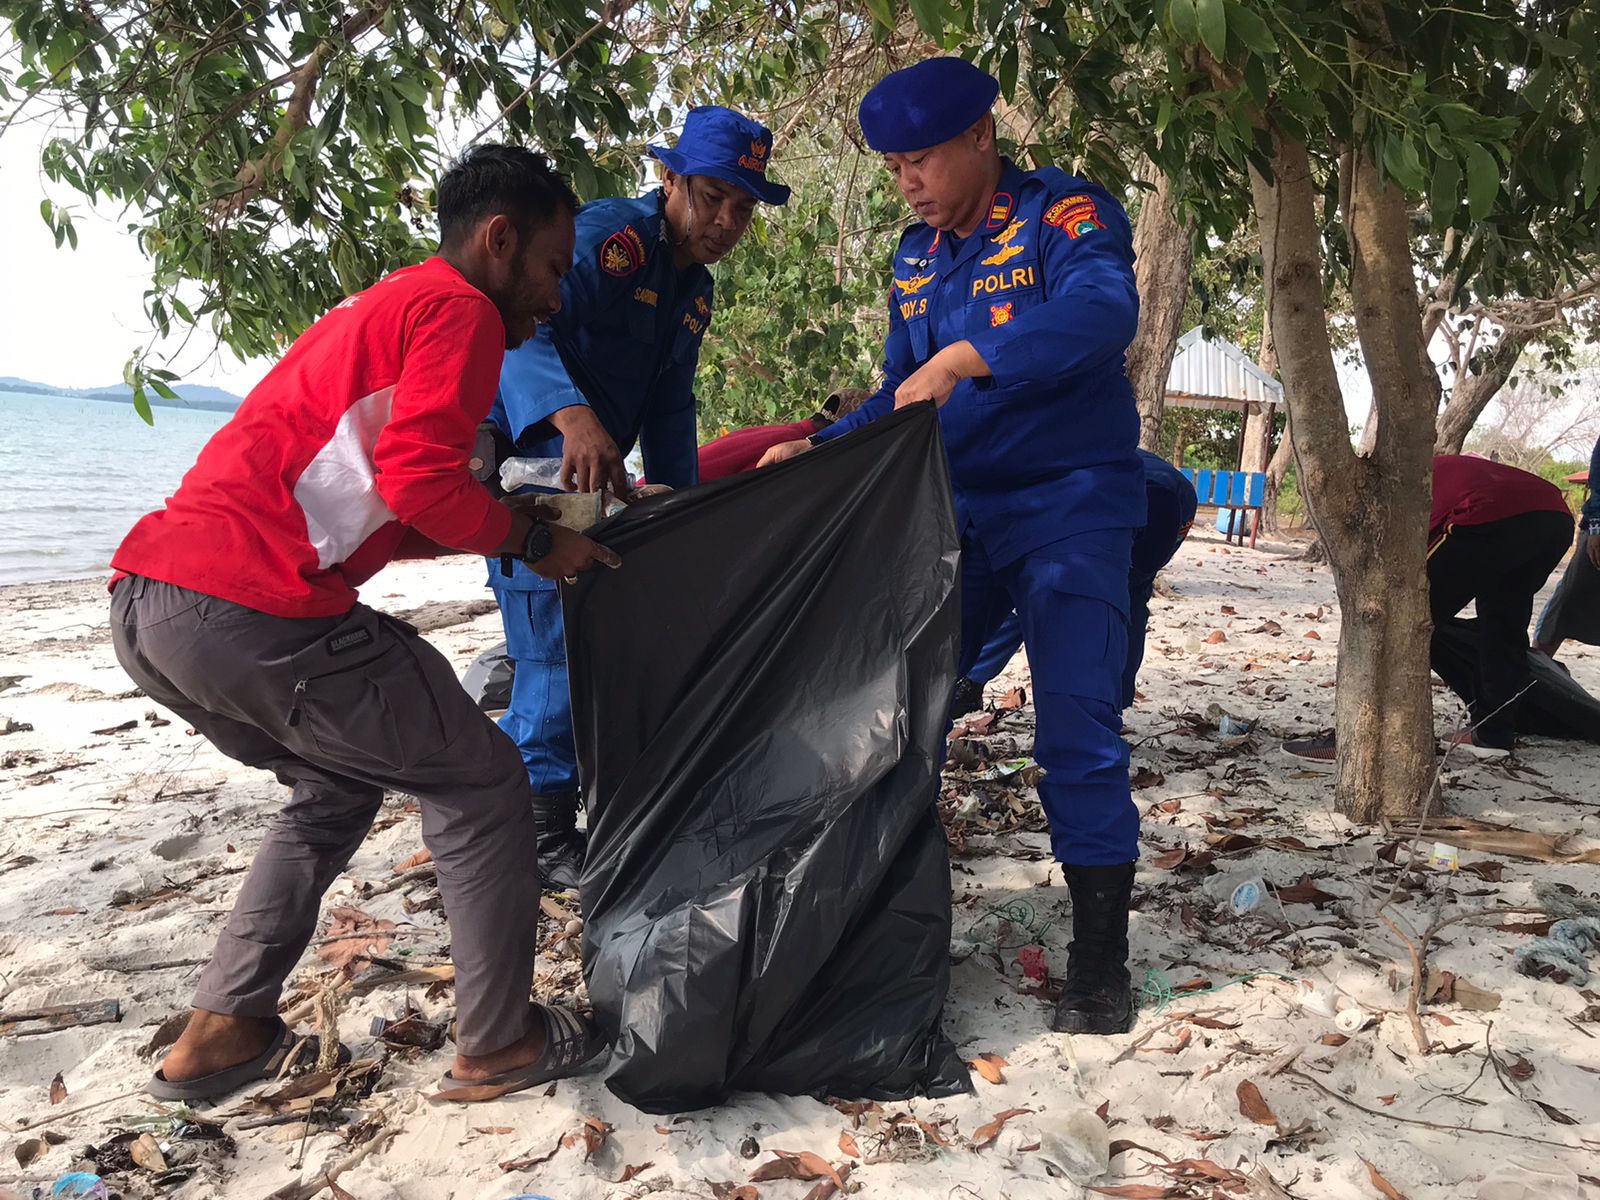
[490,106,790,890]
[951,449,1199,717]
[759,58,1145,1035]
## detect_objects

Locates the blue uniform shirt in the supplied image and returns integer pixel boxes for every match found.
[490,191,711,589]
[815,160,1145,569]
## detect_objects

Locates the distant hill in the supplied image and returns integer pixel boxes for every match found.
[0,375,245,412]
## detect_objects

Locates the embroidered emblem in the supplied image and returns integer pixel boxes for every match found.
[600,232,641,277]
[738,138,771,172]
[990,302,1014,326]
[1044,195,1104,238]
[896,271,937,296]
[981,242,1025,267]
[694,295,711,318]
[991,218,1027,245]
[633,286,659,306]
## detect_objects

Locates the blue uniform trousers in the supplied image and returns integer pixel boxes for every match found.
[491,578,580,796]
[965,483,1190,709]
[957,527,1138,866]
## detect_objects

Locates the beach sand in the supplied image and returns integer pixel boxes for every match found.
[2,530,1598,1199]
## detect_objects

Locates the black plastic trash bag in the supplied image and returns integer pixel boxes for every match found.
[461,640,514,712]
[562,404,972,1113]
[1433,616,1600,744]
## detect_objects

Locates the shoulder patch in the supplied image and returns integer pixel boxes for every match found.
[600,226,647,277]
[986,191,1014,228]
[1044,194,1105,238]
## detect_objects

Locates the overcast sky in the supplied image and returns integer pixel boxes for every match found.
[0,121,276,394]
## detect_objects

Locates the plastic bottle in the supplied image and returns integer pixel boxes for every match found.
[1205,702,1254,736]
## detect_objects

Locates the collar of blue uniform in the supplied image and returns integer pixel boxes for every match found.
[931,158,1030,270]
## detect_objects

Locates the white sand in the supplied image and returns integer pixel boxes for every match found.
[3,531,1599,1200]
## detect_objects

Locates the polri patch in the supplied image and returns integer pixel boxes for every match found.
[327,627,374,655]
[1044,194,1105,238]
[600,229,644,277]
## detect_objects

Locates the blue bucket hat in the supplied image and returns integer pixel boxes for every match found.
[649,106,791,205]
[859,58,1001,154]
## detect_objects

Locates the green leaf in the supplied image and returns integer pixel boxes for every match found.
[64,220,77,250]
[906,0,944,36]
[1584,147,1600,207]
[1465,142,1500,221]
[1429,154,1462,228]
[1169,0,1199,44]
[998,43,1019,99]
[1223,0,1276,54]
[39,198,53,226]
[151,379,180,401]
[1382,134,1427,193]
[1156,94,1174,136]
[1197,0,1227,60]
[132,385,154,426]
[1536,31,1581,56]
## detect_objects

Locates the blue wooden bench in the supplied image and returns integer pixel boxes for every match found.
[1179,468,1267,549]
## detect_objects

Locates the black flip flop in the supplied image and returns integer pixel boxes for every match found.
[148,1018,350,1101]
[435,1004,606,1101]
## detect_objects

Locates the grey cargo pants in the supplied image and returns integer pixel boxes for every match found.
[110,575,539,1057]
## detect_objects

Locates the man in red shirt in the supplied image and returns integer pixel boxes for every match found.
[1285,455,1573,763]
[110,146,617,1102]
[697,389,870,481]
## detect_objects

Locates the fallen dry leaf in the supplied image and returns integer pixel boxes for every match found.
[997,686,1027,709]
[1276,876,1338,908]
[392,847,433,873]
[1155,797,1184,814]
[971,1107,1033,1148]
[1236,1080,1278,1125]
[1377,1095,1396,1106]
[14,1138,46,1168]
[1360,1157,1409,1200]
[1303,630,1321,640]
[48,1072,66,1104]
[1089,1187,1182,1199]
[801,1162,852,1200]
[1151,848,1189,871]
[429,1080,527,1104]
[1535,1099,1579,1125]
[130,1132,168,1172]
[1319,1033,1350,1047]
[1460,860,1505,882]
[1221,605,1237,615]
[969,1052,1008,1084]
[1109,1139,1171,1161]
[710,1186,760,1200]
[838,1131,860,1159]
[473,1126,514,1135]
[1131,769,1166,790]
[614,1162,653,1183]
[654,1124,677,1135]
[315,905,395,975]
[749,1150,843,1189]
[1182,1015,1241,1031]
[1506,1055,1536,1081]
[1204,630,1228,644]
[328,1183,357,1200]
[562,1116,613,1160]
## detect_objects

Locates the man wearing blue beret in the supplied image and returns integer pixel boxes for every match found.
[759,58,1146,1035]
[490,106,790,890]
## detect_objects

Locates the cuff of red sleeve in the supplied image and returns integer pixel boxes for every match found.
[449,498,514,556]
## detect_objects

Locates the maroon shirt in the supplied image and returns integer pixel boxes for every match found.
[697,418,823,482]
[1430,455,1569,550]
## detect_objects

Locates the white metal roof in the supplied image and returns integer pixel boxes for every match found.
[1165,327,1284,412]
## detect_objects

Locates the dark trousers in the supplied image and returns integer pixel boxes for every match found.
[1428,510,1574,749]
[111,576,540,1057]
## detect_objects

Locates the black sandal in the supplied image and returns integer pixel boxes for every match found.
[434,1003,606,1101]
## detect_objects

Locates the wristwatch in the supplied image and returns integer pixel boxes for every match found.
[520,519,555,564]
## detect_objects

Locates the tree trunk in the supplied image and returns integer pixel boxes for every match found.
[1433,330,1531,454]
[1126,167,1197,451]
[1251,132,1437,824]
[1241,316,1277,473]
[1261,411,1295,532]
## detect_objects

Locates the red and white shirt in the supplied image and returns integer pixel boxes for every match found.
[113,257,513,617]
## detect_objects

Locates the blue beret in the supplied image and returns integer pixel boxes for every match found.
[858,58,1001,154]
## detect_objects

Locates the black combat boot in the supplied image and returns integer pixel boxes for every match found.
[532,791,586,895]
[948,677,985,722]
[1052,862,1136,1034]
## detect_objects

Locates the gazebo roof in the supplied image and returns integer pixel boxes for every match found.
[1165,328,1284,413]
